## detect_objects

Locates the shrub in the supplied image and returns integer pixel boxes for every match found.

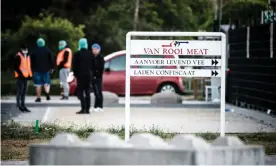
[1,83,61,96]
[1,77,62,96]
[17,13,85,53]
[1,13,85,71]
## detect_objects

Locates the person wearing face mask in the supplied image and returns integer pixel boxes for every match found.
[72,38,95,114]
[56,40,72,100]
[91,43,104,112]
[31,38,54,102]
[14,44,32,112]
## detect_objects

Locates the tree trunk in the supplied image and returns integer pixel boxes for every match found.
[133,0,140,31]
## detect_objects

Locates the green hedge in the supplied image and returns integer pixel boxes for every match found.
[1,13,85,71]
[1,83,61,96]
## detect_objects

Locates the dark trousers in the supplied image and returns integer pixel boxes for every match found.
[92,78,103,108]
[76,76,91,111]
[16,79,28,108]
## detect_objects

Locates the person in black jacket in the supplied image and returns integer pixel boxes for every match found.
[31,38,54,102]
[14,44,32,112]
[91,43,105,112]
[72,38,95,114]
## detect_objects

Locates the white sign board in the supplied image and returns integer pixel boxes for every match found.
[130,69,221,77]
[125,31,226,141]
[131,40,222,55]
[130,58,221,66]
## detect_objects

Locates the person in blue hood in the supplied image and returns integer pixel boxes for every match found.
[72,38,95,114]
[31,38,54,102]
[91,43,104,112]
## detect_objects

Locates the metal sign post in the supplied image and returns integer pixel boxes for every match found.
[125,32,226,141]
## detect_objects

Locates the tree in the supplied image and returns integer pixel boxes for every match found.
[84,0,164,54]
[145,0,215,32]
[222,0,268,26]
[48,0,111,25]
[1,13,85,71]
[187,0,215,31]
[18,13,85,52]
[1,0,53,31]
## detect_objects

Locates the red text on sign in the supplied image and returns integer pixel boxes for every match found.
[162,48,183,55]
[144,48,160,54]
[186,49,209,55]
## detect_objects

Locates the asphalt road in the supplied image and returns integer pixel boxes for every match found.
[1,97,276,164]
[1,97,276,132]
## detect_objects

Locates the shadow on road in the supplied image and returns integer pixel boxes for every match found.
[1,103,22,122]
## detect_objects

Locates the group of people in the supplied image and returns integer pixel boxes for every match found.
[14,38,104,114]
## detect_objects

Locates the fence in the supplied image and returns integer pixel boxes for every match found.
[227,23,276,113]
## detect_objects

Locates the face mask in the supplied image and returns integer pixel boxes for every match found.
[59,45,65,51]
[59,41,66,50]
[22,50,28,54]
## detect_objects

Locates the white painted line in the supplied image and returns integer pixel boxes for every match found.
[42,107,52,123]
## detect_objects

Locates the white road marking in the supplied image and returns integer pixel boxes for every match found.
[42,107,52,123]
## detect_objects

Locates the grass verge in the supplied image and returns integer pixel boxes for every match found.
[1,122,276,160]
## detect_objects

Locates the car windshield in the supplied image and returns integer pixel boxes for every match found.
[108,55,126,71]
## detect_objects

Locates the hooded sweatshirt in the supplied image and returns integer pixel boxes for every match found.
[91,44,104,79]
[31,38,54,72]
[72,38,95,78]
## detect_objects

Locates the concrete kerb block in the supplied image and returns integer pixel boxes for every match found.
[91,91,119,104]
[169,134,210,149]
[211,136,245,146]
[50,133,90,145]
[87,132,130,147]
[30,132,91,165]
[151,92,182,104]
[128,133,170,148]
[201,146,265,165]
[29,133,265,165]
